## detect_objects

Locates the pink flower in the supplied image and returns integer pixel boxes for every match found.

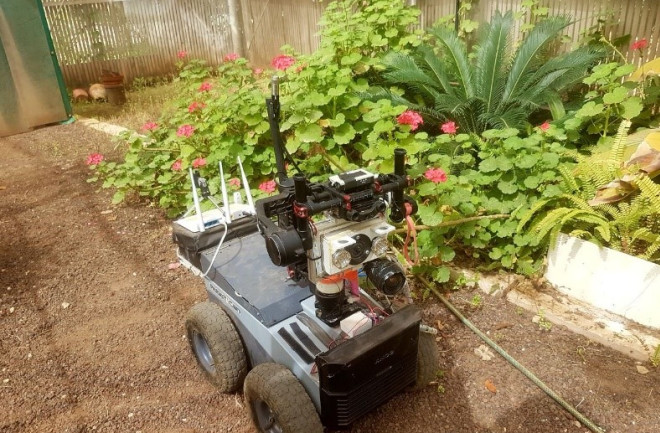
[440,121,458,134]
[188,101,206,113]
[396,110,423,131]
[176,124,195,138]
[258,180,277,194]
[253,68,264,75]
[424,167,448,184]
[177,50,187,59]
[199,82,213,92]
[223,53,239,62]
[539,121,550,132]
[271,55,295,70]
[86,153,104,165]
[631,38,648,51]
[171,159,182,171]
[141,121,158,131]
[192,157,206,169]
[229,178,241,188]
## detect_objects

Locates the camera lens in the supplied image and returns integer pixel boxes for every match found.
[346,234,371,265]
[364,259,406,295]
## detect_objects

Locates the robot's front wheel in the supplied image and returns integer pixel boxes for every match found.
[244,363,323,433]
[410,329,440,391]
[185,301,247,392]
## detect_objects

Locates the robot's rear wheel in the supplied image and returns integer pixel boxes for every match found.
[244,363,323,433]
[185,301,247,392]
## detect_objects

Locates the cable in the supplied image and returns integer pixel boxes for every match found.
[415,274,607,433]
[200,197,230,278]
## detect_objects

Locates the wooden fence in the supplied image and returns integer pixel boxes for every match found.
[42,0,660,87]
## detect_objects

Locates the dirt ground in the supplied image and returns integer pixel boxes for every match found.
[1,122,659,433]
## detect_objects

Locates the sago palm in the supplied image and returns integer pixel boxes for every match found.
[373,11,603,134]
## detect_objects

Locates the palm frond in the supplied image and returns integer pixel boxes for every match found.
[426,25,473,99]
[501,15,571,106]
[417,45,457,97]
[474,10,514,113]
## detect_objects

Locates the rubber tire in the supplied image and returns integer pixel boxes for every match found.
[244,363,323,433]
[185,301,247,392]
[411,330,439,390]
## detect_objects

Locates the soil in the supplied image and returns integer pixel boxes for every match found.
[1,122,659,433]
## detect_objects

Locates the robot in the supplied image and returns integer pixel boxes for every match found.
[172,76,439,432]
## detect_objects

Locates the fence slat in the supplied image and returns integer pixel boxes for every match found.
[43,0,659,87]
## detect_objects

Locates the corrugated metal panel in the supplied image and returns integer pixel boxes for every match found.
[1,0,70,137]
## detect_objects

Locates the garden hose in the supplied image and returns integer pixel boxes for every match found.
[416,275,606,433]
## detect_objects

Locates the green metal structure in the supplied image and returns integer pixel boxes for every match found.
[0,0,72,138]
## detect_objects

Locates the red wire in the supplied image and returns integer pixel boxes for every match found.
[403,202,419,265]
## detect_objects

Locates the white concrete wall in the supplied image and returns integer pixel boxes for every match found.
[546,234,660,330]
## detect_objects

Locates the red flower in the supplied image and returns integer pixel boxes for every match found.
[424,167,448,184]
[141,121,158,131]
[539,121,550,132]
[177,50,187,59]
[171,159,182,171]
[271,55,295,70]
[229,178,241,188]
[188,101,206,113]
[176,124,195,138]
[631,38,648,51]
[440,121,458,134]
[86,153,104,165]
[199,82,213,92]
[259,180,277,194]
[223,53,239,62]
[192,157,207,169]
[396,110,423,131]
[253,68,264,75]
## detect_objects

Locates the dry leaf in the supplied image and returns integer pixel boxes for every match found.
[485,379,497,393]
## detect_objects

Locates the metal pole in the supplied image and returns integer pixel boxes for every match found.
[226,0,247,57]
[455,0,461,34]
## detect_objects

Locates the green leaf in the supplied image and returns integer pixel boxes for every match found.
[523,176,540,189]
[180,145,196,159]
[576,101,604,118]
[333,123,356,145]
[297,124,324,143]
[439,245,455,262]
[417,203,443,225]
[516,154,540,169]
[603,86,628,105]
[112,190,125,204]
[479,157,499,173]
[541,152,560,168]
[340,53,362,65]
[497,180,518,194]
[620,97,643,120]
[432,266,451,283]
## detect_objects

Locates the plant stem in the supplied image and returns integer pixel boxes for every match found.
[391,213,510,233]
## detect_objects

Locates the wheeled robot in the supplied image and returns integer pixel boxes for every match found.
[172,76,439,432]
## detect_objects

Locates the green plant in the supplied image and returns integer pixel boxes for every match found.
[650,344,660,368]
[373,11,603,134]
[89,0,424,215]
[469,294,483,308]
[536,309,552,331]
[408,124,572,278]
[518,122,660,262]
[562,62,643,147]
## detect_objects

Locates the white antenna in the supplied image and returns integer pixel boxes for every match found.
[218,161,232,224]
[189,168,206,232]
[237,156,255,214]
